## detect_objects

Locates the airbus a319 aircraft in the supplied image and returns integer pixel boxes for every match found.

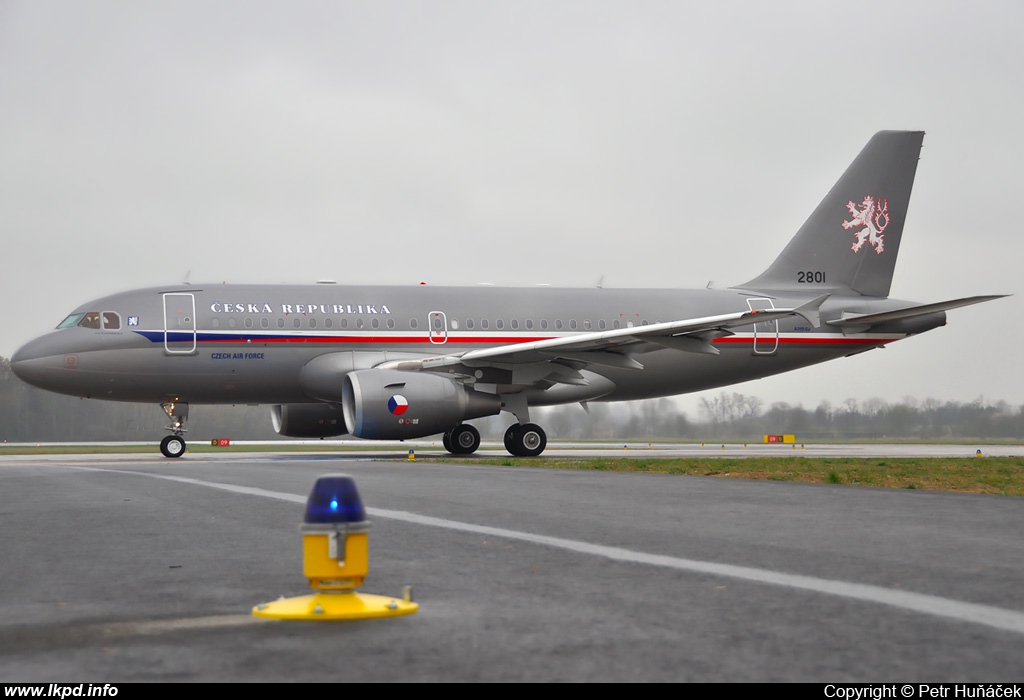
[11,131,1005,458]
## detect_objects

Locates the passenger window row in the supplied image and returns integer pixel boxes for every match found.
[206,317,653,331]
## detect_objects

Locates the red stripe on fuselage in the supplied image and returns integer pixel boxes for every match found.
[196,335,554,344]
[183,334,896,347]
[712,336,894,346]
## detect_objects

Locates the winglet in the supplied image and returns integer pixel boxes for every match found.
[795,294,829,328]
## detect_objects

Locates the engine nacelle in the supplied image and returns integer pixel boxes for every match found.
[271,403,348,438]
[342,369,501,439]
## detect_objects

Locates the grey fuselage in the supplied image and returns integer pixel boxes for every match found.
[11,282,941,408]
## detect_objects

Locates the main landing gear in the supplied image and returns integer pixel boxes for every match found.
[442,423,481,455]
[160,402,189,458]
[504,423,547,457]
[440,422,548,457]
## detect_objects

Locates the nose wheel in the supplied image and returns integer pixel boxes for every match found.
[160,434,186,458]
[160,401,189,458]
[503,423,547,457]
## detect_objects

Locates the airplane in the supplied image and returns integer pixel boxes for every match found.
[10,130,1006,458]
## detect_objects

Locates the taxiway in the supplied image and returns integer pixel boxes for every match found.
[1,450,1021,681]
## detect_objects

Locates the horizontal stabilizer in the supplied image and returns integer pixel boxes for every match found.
[828,295,1008,328]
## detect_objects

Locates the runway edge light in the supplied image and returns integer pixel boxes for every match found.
[252,473,418,621]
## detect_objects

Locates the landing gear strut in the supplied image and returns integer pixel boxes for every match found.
[504,423,547,457]
[160,402,189,458]
[443,423,481,455]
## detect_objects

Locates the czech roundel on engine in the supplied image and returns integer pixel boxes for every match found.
[388,395,409,416]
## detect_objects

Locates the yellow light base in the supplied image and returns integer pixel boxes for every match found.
[252,591,419,620]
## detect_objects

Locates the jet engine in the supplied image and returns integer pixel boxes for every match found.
[342,369,501,439]
[272,403,348,438]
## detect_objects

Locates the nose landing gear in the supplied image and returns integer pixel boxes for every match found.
[160,402,189,458]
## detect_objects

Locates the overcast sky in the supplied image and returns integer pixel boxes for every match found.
[1,0,1021,416]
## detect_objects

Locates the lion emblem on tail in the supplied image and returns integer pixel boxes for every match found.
[843,195,889,254]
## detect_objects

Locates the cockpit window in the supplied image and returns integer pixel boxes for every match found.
[57,313,85,329]
[79,312,102,329]
[56,311,123,331]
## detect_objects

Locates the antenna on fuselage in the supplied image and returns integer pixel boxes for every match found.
[182,270,191,285]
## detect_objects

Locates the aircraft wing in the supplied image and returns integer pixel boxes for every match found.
[380,294,828,375]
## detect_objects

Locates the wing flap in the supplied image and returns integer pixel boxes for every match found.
[538,350,645,370]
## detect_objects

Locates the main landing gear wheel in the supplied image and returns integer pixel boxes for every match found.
[503,423,547,457]
[160,435,186,458]
[442,430,453,452]
[447,424,481,455]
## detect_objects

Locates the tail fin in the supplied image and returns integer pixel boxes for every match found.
[738,130,925,298]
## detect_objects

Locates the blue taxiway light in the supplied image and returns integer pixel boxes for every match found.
[304,474,366,524]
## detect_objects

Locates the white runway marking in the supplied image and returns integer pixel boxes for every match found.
[38,465,1024,636]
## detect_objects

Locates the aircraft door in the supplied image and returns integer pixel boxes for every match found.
[745,297,779,355]
[428,311,448,344]
[163,293,197,355]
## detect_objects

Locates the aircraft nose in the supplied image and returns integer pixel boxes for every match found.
[11,338,38,375]
[10,334,69,390]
